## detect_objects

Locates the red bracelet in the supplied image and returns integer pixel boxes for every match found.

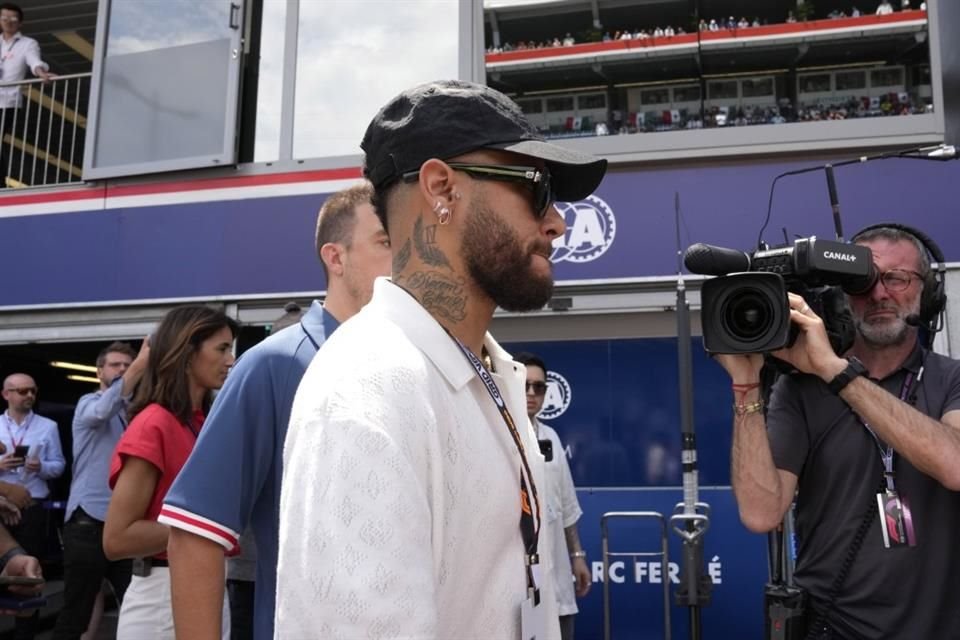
[732,382,760,403]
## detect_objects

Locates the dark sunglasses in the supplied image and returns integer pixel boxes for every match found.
[526,381,548,395]
[6,387,36,396]
[402,163,555,219]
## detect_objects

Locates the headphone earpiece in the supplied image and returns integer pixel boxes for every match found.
[851,222,947,342]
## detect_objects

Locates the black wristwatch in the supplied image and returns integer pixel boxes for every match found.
[827,357,869,394]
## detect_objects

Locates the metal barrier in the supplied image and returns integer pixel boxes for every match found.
[0,72,91,188]
[601,511,671,640]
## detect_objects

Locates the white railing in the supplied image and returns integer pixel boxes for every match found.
[0,72,91,189]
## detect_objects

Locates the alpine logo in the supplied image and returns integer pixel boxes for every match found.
[550,195,616,264]
[538,371,572,421]
[823,251,857,262]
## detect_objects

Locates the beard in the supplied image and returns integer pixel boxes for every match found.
[463,198,555,312]
[854,299,919,347]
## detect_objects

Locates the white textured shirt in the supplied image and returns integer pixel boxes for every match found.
[534,420,583,616]
[276,278,560,640]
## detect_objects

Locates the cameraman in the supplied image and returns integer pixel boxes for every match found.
[716,225,960,638]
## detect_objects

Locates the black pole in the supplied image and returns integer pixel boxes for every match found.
[672,193,712,639]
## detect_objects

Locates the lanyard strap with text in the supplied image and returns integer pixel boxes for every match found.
[859,368,921,492]
[450,335,543,596]
[3,413,31,449]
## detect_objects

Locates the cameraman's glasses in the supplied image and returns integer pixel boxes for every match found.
[876,269,924,293]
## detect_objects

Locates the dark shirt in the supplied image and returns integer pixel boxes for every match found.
[767,345,960,638]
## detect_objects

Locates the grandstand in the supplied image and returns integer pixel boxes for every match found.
[485,1,936,150]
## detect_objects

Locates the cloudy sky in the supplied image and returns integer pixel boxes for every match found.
[259,0,461,162]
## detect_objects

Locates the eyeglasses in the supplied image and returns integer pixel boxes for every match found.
[878,269,924,292]
[526,381,548,395]
[402,163,555,219]
[5,387,36,396]
[0,16,20,23]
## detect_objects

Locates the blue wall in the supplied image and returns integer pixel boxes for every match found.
[2,156,959,306]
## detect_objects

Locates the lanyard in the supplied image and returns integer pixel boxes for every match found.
[3,412,32,449]
[858,366,922,492]
[1,38,18,61]
[449,335,543,594]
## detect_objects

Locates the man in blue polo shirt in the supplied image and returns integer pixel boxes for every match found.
[160,182,391,640]
[53,339,149,640]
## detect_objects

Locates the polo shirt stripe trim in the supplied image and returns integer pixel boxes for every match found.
[158,505,239,551]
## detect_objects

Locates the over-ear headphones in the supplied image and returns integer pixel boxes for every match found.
[851,222,946,343]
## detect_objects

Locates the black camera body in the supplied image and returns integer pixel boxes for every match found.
[686,237,876,354]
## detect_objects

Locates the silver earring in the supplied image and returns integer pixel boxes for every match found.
[438,206,452,225]
[433,201,443,213]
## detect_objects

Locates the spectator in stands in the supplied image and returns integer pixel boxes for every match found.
[602,31,611,41]
[653,26,664,37]
[852,6,862,16]
[1,373,65,639]
[709,18,719,30]
[562,32,574,46]
[516,352,591,640]
[737,17,749,28]
[876,0,894,14]
[103,306,239,639]
[52,340,149,640]
[698,18,707,31]
[162,183,391,640]
[901,0,911,9]
[786,10,798,22]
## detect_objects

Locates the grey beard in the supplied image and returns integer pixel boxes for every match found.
[856,316,910,347]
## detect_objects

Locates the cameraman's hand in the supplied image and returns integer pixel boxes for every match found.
[714,352,764,385]
[772,294,847,381]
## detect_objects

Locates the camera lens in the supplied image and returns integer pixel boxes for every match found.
[700,272,791,354]
[722,290,774,341]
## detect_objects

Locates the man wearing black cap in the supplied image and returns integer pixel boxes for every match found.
[275,79,607,639]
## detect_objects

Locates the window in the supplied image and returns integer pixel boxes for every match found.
[292,0,460,159]
[799,74,831,93]
[835,71,867,91]
[673,85,701,102]
[871,67,904,88]
[707,80,738,100]
[253,0,287,162]
[640,88,670,105]
[741,78,773,98]
[516,98,543,114]
[578,93,606,109]
[546,96,575,112]
[85,0,245,178]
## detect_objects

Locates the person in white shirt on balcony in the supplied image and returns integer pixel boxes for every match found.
[876,1,894,15]
[0,3,51,110]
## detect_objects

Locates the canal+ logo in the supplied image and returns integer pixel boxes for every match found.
[550,194,616,264]
[537,371,572,421]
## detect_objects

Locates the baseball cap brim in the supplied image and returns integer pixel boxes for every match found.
[490,139,608,202]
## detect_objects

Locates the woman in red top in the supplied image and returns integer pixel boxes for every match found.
[103,305,238,640]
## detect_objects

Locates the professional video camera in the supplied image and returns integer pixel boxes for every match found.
[684,237,877,354]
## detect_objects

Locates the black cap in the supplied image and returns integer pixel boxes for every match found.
[361,80,607,203]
